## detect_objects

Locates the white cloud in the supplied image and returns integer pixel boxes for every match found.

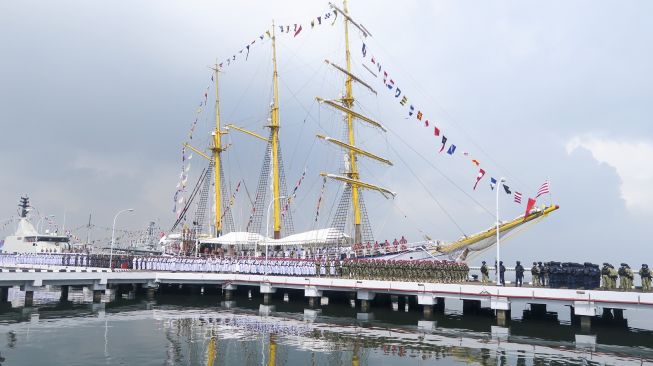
[566,136,653,213]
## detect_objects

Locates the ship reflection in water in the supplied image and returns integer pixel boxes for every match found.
[0,293,652,366]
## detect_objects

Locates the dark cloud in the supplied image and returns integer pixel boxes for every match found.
[1,1,651,266]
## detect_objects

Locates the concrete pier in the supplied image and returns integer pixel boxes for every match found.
[0,268,652,330]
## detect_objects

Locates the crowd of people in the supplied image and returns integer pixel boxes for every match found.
[1,253,650,291]
[0,253,468,283]
[350,237,409,257]
[0,252,126,268]
[479,260,651,291]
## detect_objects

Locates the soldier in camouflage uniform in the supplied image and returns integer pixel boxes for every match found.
[531,262,540,287]
[481,261,489,283]
[342,259,350,278]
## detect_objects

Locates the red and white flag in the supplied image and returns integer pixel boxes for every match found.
[473,168,486,190]
[514,192,522,204]
[535,180,550,198]
[524,198,537,219]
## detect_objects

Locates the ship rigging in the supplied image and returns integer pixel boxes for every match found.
[162,0,559,261]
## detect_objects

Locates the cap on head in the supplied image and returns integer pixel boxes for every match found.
[482,261,486,264]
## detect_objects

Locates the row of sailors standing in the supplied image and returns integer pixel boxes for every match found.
[226,246,349,261]
[133,256,338,276]
[0,253,134,269]
[0,253,91,267]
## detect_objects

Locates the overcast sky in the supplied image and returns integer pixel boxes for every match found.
[1,1,651,265]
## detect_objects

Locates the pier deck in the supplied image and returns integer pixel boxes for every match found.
[1,267,651,319]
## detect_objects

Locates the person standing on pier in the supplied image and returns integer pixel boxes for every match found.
[515,261,524,287]
[618,263,628,290]
[538,262,545,286]
[531,262,540,287]
[480,261,489,283]
[626,264,635,291]
[601,263,610,289]
[608,264,618,289]
[499,261,506,286]
[640,264,651,292]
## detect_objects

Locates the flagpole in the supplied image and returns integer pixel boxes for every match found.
[496,177,505,286]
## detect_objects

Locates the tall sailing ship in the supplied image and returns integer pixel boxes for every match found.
[161,1,559,262]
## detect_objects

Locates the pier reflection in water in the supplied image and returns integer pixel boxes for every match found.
[0,291,651,365]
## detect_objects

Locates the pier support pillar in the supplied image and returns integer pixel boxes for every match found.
[146,287,156,300]
[304,286,322,308]
[580,315,592,331]
[25,291,34,307]
[572,301,597,328]
[491,296,511,325]
[260,283,276,305]
[93,290,102,303]
[356,290,375,312]
[222,283,237,301]
[60,285,69,302]
[0,287,9,303]
[423,305,433,318]
[417,295,440,317]
[360,299,370,313]
[496,309,508,326]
